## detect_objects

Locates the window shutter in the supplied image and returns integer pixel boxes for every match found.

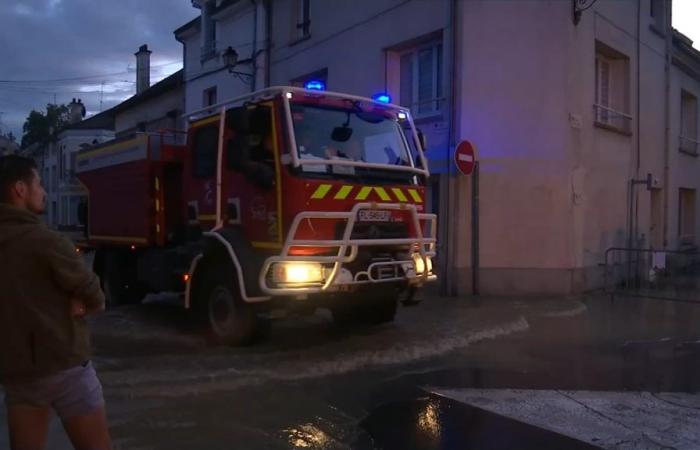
[400,53,413,109]
[418,48,434,114]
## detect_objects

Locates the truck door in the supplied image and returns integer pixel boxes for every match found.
[223,103,282,249]
[184,117,221,230]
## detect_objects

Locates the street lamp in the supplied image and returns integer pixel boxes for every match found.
[222,46,253,84]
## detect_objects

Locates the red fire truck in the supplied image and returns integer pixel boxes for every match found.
[76,86,437,344]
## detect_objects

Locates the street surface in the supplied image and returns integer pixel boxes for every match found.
[3,292,700,449]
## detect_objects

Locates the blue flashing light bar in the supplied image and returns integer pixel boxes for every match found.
[305,80,326,91]
[372,93,392,104]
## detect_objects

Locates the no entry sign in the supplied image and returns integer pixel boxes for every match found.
[454,140,477,175]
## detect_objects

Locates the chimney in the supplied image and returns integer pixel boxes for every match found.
[68,98,86,124]
[135,44,152,94]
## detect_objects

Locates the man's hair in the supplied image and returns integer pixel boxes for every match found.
[0,155,38,203]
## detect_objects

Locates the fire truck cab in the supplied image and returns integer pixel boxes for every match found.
[77,86,436,345]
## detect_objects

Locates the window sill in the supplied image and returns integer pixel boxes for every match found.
[289,34,311,47]
[412,111,445,125]
[679,147,699,157]
[594,121,632,137]
[649,23,666,39]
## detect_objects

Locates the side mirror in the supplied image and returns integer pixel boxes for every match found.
[417,129,427,151]
[331,126,353,142]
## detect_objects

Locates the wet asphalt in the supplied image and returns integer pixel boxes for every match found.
[3,292,700,449]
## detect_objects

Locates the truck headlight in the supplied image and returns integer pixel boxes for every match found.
[272,262,325,284]
[412,254,433,274]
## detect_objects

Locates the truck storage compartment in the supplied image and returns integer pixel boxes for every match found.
[76,132,185,247]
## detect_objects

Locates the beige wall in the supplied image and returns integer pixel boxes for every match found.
[114,89,184,135]
[181,0,700,295]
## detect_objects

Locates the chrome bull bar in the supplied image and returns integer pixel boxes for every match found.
[259,202,437,295]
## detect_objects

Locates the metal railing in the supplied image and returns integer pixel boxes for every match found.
[259,202,437,295]
[604,247,700,303]
[593,104,633,133]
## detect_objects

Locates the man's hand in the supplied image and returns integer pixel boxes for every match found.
[70,300,87,317]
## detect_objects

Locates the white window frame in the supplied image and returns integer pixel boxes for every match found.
[400,41,443,118]
[594,49,632,133]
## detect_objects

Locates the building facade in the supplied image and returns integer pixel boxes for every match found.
[175,0,700,296]
[39,100,115,230]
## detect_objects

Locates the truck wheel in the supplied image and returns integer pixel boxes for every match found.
[101,250,146,307]
[199,269,256,346]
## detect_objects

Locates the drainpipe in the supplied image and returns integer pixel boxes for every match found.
[634,0,641,245]
[264,0,272,87]
[250,0,258,92]
[662,5,672,248]
[442,0,457,295]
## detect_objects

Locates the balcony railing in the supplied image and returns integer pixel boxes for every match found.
[679,135,699,156]
[593,104,633,134]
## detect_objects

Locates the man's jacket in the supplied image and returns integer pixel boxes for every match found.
[0,204,105,383]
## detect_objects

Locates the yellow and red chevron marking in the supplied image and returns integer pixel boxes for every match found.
[309,184,423,203]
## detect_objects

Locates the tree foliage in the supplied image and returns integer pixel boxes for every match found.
[21,103,70,149]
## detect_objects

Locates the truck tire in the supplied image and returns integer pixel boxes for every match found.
[197,267,257,346]
[100,250,147,307]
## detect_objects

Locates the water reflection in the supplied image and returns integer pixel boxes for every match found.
[417,401,441,438]
[284,423,330,448]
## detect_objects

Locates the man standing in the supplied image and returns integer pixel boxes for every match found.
[0,155,111,450]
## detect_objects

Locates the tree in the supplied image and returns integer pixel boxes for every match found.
[21,103,70,149]
[0,131,15,142]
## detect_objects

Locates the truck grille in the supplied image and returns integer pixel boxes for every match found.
[335,222,409,240]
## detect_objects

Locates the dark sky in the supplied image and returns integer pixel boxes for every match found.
[0,0,197,139]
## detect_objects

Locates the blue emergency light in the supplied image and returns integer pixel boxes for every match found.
[305,80,326,91]
[372,93,392,104]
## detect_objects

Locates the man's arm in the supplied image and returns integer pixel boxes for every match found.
[47,235,105,313]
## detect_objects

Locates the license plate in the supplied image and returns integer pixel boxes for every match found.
[358,209,391,222]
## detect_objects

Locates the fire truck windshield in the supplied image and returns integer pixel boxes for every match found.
[291,104,419,180]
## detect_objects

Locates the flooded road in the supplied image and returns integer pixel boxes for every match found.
[3,293,700,449]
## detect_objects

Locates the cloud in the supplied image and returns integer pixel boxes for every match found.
[0,0,196,137]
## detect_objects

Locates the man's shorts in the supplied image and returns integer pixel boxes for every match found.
[2,361,105,420]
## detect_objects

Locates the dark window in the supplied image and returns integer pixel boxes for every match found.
[203,86,217,107]
[650,0,665,30]
[226,105,274,171]
[296,0,310,38]
[192,126,219,179]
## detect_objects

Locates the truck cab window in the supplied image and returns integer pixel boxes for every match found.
[227,105,275,171]
[192,126,218,178]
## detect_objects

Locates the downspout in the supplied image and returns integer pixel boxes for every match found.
[250,0,258,92]
[662,4,671,248]
[264,0,272,87]
[634,0,641,245]
[442,0,457,295]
